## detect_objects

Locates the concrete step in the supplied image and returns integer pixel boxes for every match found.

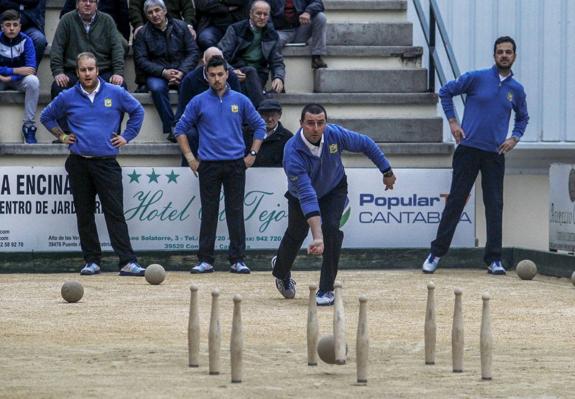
[330,118,443,142]
[36,45,423,93]
[0,91,440,144]
[324,0,408,22]
[327,23,412,46]
[314,69,428,93]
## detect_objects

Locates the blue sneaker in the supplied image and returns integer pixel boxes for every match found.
[487,260,506,275]
[275,276,296,299]
[316,290,335,306]
[422,254,440,274]
[191,262,214,274]
[22,124,37,144]
[230,261,251,274]
[80,262,100,275]
[119,262,146,276]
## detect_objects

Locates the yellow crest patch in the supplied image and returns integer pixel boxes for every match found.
[104,98,112,107]
[506,92,513,102]
[329,144,338,154]
[231,104,239,113]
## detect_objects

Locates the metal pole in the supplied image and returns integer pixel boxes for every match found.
[428,1,436,92]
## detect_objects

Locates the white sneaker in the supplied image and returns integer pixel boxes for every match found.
[271,255,277,270]
[80,262,100,275]
[316,290,335,306]
[487,260,506,275]
[422,254,440,274]
[119,262,146,276]
[230,261,251,274]
[191,262,214,274]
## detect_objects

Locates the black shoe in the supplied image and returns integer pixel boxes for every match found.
[167,132,177,143]
[135,84,148,93]
[312,55,327,69]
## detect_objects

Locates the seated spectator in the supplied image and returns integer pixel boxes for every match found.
[60,0,130,43]
[269,0,327,69]
[50,0,126,100]
[218,0,285,107]
[134,0,199,142]
[0,0,47,67]
[244,99,292,167]
[0,10,39,143]
[129,0,197,92]
[195,0,249,51]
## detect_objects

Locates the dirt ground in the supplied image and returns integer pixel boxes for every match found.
[0,269,574,399]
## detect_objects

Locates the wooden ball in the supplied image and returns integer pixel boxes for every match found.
[516,259,537,280]
[61,281,84,303]
[317,335,348,365]
[145,264,166,285]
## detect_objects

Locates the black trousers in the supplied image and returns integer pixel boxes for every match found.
[430,145,505,265]
[65,155,137,267]
[198,159,246,265]
[273,177,348,292]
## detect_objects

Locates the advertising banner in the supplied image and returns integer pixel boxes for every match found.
[0,167,475,252]
[549,164,575,252]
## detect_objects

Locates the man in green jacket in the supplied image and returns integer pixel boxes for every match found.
[50,0,125,99]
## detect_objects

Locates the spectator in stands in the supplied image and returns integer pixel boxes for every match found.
[174,56,266,275]
[0,10,39,143]
[40,52,146,277]
[422,36,529,276]
[50,0,125,100]
[129,0,197,92]
[134,0,199,142]
[243,99,292,167]
[271,103,396,305]
[60,0,130,43]
[218,0,285,107]
[269,0,327,69]
[0,0,47,67]
[195,0,249,51]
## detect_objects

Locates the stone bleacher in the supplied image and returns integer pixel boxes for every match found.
[0,0,448,163]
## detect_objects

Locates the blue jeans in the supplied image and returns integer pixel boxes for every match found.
[430,145,505,265]
[24,27,47,67]
[147,77,175,134]
[197,26,226,51]
[273,176,348,292]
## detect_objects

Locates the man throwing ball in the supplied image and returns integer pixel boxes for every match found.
[271,104,396,306]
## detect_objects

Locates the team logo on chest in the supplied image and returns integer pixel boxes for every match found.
[329,143,338,154]
[506,92,513,102]
[231,104,239,113]
[104,98,113,107]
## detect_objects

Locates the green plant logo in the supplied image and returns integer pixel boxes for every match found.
[340,196,351,228]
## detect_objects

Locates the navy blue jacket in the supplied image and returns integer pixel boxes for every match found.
[0,0,46,31]
[0,31,36,80]
[268,0,324,26]
[439,65,529,153]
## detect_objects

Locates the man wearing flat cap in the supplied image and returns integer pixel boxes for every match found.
[244,98,293,167]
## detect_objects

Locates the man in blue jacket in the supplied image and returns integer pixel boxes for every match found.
[0,9,39,143]
[272,103,396,306]
[422,36,529,275]
[174,56,266,275]
[40,52,146,277]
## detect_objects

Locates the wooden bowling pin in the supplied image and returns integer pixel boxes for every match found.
[452,288,464,372]
[208,289,221,375]
[356,296,369,384]
[307,284,319,366]
[188,285,200,367]
[333,281,346,365]
[424,281,436,365]
[230,295,243,383]
[480,293,493,380]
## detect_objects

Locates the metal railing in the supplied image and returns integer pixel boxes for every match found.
[412,0,464,104]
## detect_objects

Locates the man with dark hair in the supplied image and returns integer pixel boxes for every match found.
[174,56,266,275]
[422,36,529,275]
[40,52,146,277]
[60,0,130,42]
[243,98,293,167]
[268,0,327,69]
[218,0,285,106]
[133,0,199,142]
[272,103,396,306]
[195,0,249,51]
[0,0,47,67]
[0,9,40,143]
[50,0,126,99]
